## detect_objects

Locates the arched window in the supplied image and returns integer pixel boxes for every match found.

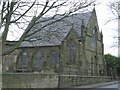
[34,50,42,71]
[51,50,58,65]
[67,40,76,64]
[50,50,59,73]
[19,50,28,69]
[92,27,97,50]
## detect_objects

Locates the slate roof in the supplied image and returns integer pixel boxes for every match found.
[19,11,92,47]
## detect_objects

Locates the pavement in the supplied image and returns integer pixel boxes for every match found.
[73,81,120,88]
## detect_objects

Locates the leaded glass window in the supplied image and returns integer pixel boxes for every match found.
[20,50,28,69]
[34,50,42,70]
[67,40,76,64]
[51,51,58,65]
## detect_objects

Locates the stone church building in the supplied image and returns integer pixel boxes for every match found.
[3,9,106,76]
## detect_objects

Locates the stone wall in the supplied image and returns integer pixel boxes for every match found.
[2,73,58,88]
[59,75,112,88]
[3,73,113,88]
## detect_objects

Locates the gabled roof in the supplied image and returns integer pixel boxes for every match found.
[20,11,92,47]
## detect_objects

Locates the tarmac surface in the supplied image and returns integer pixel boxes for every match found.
[73,81,120,89]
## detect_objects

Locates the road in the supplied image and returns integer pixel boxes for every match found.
[73,81,120,90]
[98,82,120,88]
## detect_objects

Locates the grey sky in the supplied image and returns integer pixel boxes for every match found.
[95,0,118,56]
[0,0,119,56]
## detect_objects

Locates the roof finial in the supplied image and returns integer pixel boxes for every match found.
[93,3,96,13]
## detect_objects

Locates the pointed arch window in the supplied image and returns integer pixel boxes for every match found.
[67,40,76,64]
[34,50,42,70]
[51,50,58,65]
[19,50,28,69]
[92,27,97,50]
[50,50,59,73]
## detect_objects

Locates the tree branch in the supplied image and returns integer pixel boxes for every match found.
[2,2,16,47]
[10,0,36,23]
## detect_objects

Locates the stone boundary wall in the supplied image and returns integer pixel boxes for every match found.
[2,73,58,88]
[59,75,112,88]
[2,73,114,88]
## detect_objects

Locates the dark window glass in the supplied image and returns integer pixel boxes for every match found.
[51,51,58,65]
[67,41,76,64]
[20,50,28,69]
[92,27,97,50]
[34,50,42,70]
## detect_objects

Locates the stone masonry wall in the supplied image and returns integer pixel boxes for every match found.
[59,75,112,88]
[2,73,58,88]
[2,73,113,88]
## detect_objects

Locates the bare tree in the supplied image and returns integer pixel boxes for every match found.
[1,0,95,55]
[107,1,120,57]
[106,1,119,24]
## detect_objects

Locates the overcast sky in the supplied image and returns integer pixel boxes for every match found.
[1,0,119,57]
[95,0,118,56]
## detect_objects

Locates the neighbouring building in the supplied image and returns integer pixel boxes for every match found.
[3,9,107,76]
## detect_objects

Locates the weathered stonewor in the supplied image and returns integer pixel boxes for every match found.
[2,73,113,88]
[59,75,112,88]
[2,73,58,88]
